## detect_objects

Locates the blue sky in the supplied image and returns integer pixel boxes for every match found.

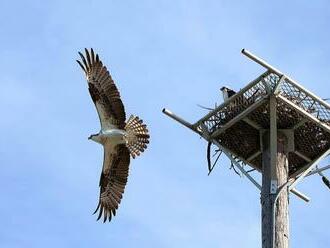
[1,0,330,247]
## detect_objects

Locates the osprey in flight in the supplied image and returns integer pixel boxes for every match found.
[77,48,150,222]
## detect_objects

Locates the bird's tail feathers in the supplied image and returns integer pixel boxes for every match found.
[124,115,150,158]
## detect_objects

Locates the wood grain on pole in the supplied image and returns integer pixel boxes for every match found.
[262,131,289,248]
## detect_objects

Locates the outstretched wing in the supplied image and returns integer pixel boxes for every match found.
[77,48,126,129]
[94,144,130,222]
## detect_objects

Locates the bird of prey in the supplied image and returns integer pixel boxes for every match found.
[77,48,150,222]
[220,86,236,101]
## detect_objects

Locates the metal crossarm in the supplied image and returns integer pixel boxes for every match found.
[307,164,330,177]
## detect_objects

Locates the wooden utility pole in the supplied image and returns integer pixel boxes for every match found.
[262,130,289,248]
[261,96,289,248]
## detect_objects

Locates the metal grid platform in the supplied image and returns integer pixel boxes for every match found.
[192,62,330,178]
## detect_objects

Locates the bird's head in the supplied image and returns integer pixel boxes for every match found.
[220,86,236,100]
[88,133,102,143]
[220,86,230,92]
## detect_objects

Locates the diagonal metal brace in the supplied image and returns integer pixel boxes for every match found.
[289,148,330,190]
[163,108,311,202]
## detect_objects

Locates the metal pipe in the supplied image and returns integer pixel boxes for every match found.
[211,139,262,190]
[273,75,286,93]
[241,49,284,76]
[243,118,262,130]
[290,188,310,202]
[291,150,330,179]
[294,151,312,163]
[242,49,330,111]
[162,108,197,133]
[293,119,308,130]
[307,165,330,177]
[289,149,330,190]
[269,96,277,182]
[247,151,262,162]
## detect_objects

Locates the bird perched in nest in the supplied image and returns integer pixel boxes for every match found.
[77,48,150,222]
[220,86,237,101]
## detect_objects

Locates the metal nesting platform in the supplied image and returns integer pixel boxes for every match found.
[163,49,330,197]
[194,68,330,178]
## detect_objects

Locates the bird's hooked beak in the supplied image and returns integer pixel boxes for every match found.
[88,134,101,143]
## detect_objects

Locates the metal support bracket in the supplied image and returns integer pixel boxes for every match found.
[289,148,330,190]
[269,96,277,182]
[270,180,278,194]
[163,108,311,202]
[273,75,286,94]
[307,164,330,177]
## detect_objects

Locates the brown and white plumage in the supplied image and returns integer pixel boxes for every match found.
[77,48,149,222]
[77,48,126,129]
